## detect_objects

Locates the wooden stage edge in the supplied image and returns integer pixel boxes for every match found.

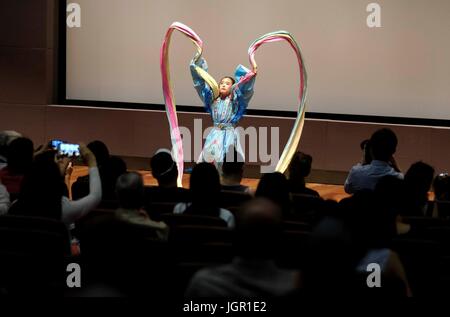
[70,166,350,202]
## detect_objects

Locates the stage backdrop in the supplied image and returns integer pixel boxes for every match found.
[66,0,450,120]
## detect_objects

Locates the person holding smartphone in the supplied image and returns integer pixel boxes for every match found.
[10,143,102,225]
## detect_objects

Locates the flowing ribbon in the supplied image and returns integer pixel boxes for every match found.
[161,23,307,186]
[246,31,308,173]
[160,22,215,186]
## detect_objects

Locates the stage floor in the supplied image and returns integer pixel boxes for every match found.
[70,166,350,202]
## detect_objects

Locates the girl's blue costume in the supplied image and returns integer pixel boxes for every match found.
[190,57,256,169]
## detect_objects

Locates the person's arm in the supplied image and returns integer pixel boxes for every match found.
[61,143,102,225]
[231,65,256,122]
[190,57,214,113]
[386,251,413,297]
[389,156,401,173]
[344,167,356,194]
[0,183,10,215]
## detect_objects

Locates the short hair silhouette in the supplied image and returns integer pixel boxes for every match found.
[115,172,144,210]
[369,128,398,161]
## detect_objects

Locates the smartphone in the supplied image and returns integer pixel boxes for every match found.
[50,139,64,150]
[58,142,80,157]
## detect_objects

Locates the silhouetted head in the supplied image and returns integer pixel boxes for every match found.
[404,161,435,200]
[7,137,34,175]
[255,172,291,216]
[222,147,244,182]
[288,151,313,182]
[189,162,221,207]
[150,149,178,188]
[87,140,110,167]
[374,175,406,213]
[0,130,21,158]
[234,198,282,260]
[434,173,450,201]
[369,128,398,162]
[115,172,144,210]
[102,156,127,199]
[16,152,63,219]
[360,139,372,165]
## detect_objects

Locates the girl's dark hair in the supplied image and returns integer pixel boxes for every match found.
[221,76,235,85]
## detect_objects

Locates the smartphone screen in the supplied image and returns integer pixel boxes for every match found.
[58,143,80,157]
[50,139,63,150]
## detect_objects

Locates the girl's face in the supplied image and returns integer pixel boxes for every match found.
[219,77,234,97]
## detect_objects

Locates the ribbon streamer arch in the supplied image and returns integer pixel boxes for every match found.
[160,22,307,187]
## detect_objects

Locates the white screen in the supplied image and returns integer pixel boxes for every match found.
[66,0,450,120]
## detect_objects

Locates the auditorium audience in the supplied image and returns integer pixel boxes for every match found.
[185,198,298,298]
[173,162,235,228]
[255,172,292,218]
[0,128,446,298]
[114,172,169,241]
[288,151,320,197]
[9,143,101,225]
[220,148,250,193]
[345,128,403,194]
[145,149,190,204]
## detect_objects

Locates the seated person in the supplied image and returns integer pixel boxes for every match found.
[287,151,320,197]
[0,137,34,196]
[220,148,250,193]
[185,198,298,298]
[402,161,434,217]
[145,149,190,204]
[173,163,235,228]
[0,182,9,215]
[345,128,403,194]
[255,172,292,218]
[115,172,169,241]
[434,172,450,201]
[0,130,22,170]
[72,140,126,201]
[339,191,412,296]
[433,172,450,217]
[360,139,372,166]
[9,144,101,225]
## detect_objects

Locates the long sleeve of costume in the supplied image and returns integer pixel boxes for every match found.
[190,57,214,114]
[231,65,256,123]
[61,167,102,225]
